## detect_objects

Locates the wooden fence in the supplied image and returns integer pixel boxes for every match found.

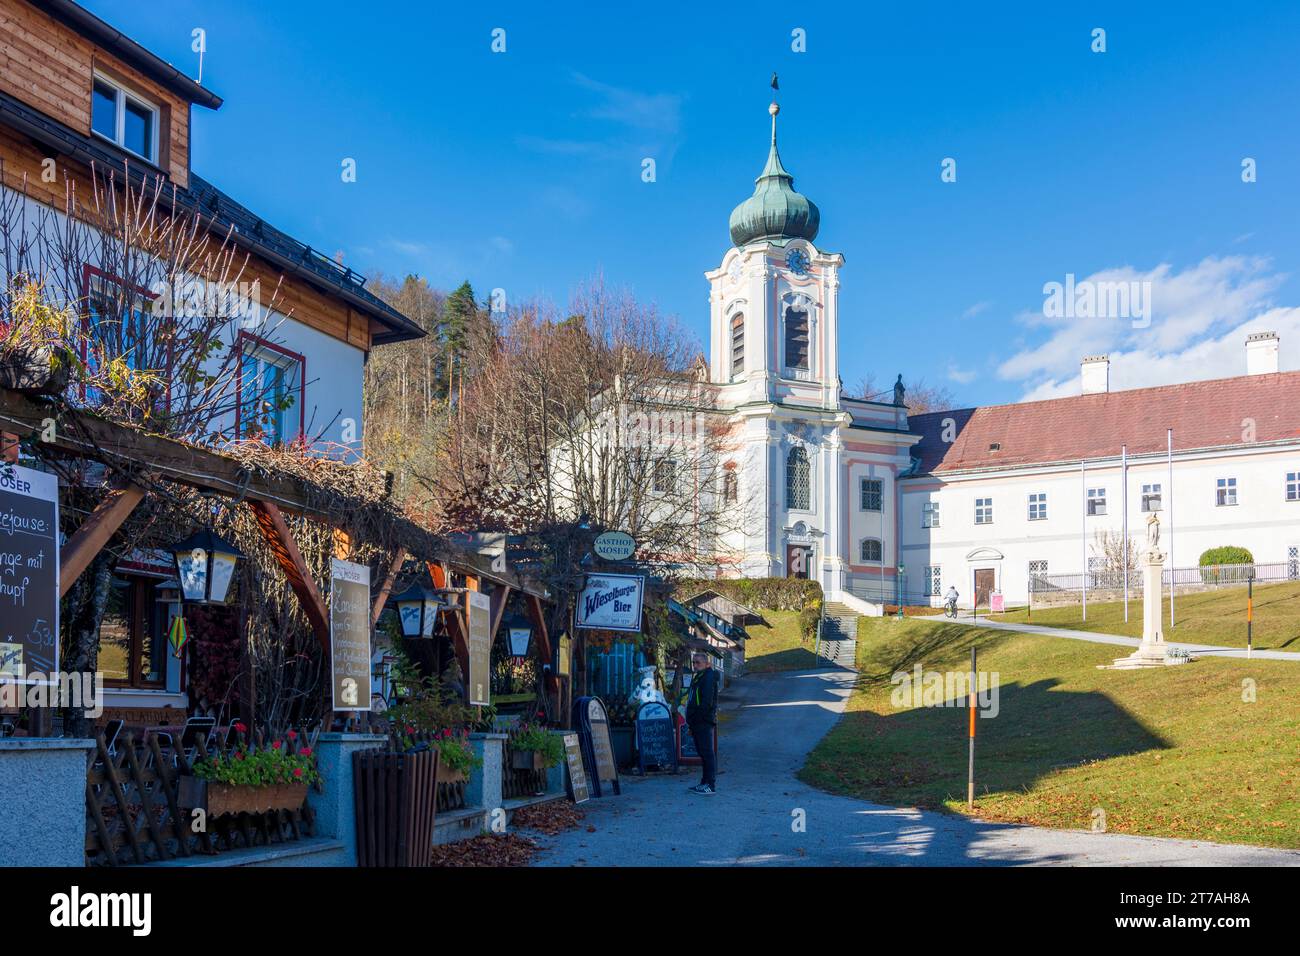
[85,726,318,866]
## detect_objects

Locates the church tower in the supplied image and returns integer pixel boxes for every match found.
[707,83,851,587]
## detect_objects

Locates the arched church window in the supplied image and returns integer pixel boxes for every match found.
[860,538,883,563]
[730,314,745,379]
[785,304,810,370]
[786,446,810,510]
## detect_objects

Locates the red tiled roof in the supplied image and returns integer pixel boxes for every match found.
[907,370,1300,474]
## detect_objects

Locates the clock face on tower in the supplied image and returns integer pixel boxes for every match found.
[786,247,810,276]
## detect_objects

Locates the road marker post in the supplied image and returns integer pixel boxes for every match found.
[1247,571,1254,659]
[967,645,976,810]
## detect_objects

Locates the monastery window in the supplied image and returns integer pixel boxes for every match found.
[859,537,883,563]
[1215,477,1237,507]
[92,74,159,163]
[1086,487,1106,516]
[653,458,676,493]
[784,305,810,371]
[730,314,745,380]
[786,446,810,510]
[1028,559,1049,576]
[925,565,942,596]
[922,501,939,528]
[723,470,738,503]
[1028,492,1048,521]
[974,497,993,525]
[1286,472,1300,502]
[860,477,883,512]
[1141,483,1162,512]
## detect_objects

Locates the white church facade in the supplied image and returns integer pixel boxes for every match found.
[709,99,1300,612]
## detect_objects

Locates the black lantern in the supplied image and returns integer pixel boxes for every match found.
[394,583,442,638]
[169,530,244,604]
[504,613,532,657]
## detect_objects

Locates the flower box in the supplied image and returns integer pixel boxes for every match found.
[177,776,308,817]
[511,749,546,772]
[435,761,465,785]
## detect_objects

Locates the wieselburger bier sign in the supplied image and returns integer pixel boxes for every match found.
[575,572,645,633]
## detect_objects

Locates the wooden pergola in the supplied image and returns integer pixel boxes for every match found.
[0,387,559,715]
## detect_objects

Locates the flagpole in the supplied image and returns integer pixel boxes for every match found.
[1168,428,1175,628]
[1081,458,1088,622]
[1122,444,1129,623]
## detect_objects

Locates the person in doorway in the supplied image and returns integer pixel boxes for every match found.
[686,651,719,794]
[944,585,960,616]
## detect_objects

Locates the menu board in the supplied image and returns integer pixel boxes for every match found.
[0,464,59,684]
[467,591,492,705]
[635,701,677,773]
[580,696,621,796]
[329,559,371,711]
[562,732,589,804]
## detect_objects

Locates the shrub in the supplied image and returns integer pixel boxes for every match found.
[512,721,564,768]
[675,576,824,641]
[1198,546,1254,567]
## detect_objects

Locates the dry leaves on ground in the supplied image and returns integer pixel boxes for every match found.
[430,833,539,867]
[511,800,588,836]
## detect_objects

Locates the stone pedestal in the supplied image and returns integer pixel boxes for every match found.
[1110,536,1187,669]
[0,738,96,866]
[310,732,386,864]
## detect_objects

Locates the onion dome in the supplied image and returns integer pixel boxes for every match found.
[728,100,820,247]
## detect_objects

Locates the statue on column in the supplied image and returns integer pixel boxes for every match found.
[1145,512,1161,556]
[893,374,906,407]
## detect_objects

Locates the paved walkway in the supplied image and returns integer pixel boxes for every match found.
[527,669,1300,866]
[943,614,1300,661]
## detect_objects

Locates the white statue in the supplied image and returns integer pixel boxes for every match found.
[628,665,666,709]
[1146,513,1160,554]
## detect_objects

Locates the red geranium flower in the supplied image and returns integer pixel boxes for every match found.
[293,768,303,778]
[287,730,297,740]
[234,751,245,761]
[272,740,282,750]
[299,747,311,756]
[233,722,247,734]
[406,725,416,734]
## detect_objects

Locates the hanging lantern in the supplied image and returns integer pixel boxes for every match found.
[504,613,532,658]
[169,530,245,604]
[394,583,442,638]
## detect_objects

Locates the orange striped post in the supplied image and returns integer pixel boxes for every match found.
[967,646,976,810]
[1247,573,1254,658]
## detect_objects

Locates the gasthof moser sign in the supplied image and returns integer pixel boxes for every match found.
[575,573,644,632]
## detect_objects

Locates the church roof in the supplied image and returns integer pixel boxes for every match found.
[907,370,1300,475]
[728,101,820,248]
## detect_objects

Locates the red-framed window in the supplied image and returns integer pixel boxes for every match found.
[234,331,305,446]
[79,264,170,408]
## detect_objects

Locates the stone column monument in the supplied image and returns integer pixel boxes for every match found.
[1111,514,1187,668]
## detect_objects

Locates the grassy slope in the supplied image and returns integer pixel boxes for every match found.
[993,580,1300,650]
[743,609,819,673]
[798,616,1299,849]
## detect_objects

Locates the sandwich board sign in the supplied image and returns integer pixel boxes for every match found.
[635,700,677,774]
[0,464,59,685]
[573,696,621,797]
[562,732,590,804]
[329,559,371,711]
[575,572,644,632]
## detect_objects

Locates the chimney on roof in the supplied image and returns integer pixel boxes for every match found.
[1245,331,1279,375]
[1080,354,1109,394]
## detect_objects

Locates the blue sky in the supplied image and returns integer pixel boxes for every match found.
[86,1,1300,406]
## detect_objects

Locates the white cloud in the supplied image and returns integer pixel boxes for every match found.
[947,364,978,384]
[961,301,992,320]
[998,256,1291,400]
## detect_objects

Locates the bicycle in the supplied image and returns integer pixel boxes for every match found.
[944,599,959,619]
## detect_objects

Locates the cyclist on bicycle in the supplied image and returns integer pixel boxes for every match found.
[944,586,959,617]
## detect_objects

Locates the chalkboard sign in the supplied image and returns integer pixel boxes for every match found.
[677,720,717,767]
[562,732,589,804]
[0,464,59,684]
[573,696,621,797]
[329,559,371,711]
[635,701,677,773]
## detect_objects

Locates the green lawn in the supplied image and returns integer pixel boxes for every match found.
[995,580,1300,650]
[801,617,1300,849]
[743,609,819,673]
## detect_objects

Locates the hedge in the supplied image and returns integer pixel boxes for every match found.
[675,577,824,640]
[1198,546,1254,567]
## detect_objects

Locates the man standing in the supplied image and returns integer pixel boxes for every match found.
[685,651,719,794]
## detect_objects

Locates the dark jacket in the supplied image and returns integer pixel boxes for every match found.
[685,667,719,726]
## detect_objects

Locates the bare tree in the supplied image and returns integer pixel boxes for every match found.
[852,373,957,416]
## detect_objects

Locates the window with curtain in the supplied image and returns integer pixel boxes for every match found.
[786,446,810,510]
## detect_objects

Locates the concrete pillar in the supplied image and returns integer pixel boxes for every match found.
[309,732,385,864]
[467,732,506,812]
[0,738,95,866]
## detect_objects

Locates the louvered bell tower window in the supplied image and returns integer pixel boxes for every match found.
[786,446,810,510]
[730,314,745,379]
[784,306,809,370]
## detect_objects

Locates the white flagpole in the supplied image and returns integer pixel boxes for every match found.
[1081,458,1088,621]
[1168,428,1175,628]
[1122,444,1129,623]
